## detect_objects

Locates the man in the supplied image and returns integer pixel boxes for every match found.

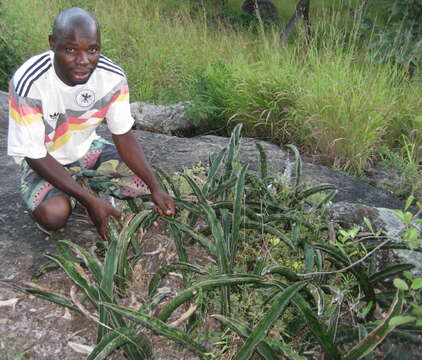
[8,7,175,240]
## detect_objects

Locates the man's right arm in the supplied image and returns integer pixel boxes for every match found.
[26,154,122,239]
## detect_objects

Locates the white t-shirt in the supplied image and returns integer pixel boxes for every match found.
[8,50,135,165]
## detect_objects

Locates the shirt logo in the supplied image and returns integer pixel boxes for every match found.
[75,89,95,107]
[49,112,60,121]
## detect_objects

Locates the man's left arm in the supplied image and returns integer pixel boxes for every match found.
[112,130,175,216]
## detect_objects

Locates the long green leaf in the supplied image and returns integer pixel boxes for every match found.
[315,190,338,210]
[207,178,237,199]
[173,199,202,215]
[154,166,181,199]
[168,224,188,263]
[218,208,231,315]
[292,291,341,359]
[293,184,336,203]
[264,212,302,224]
[116,211,152,292]
[153,167,170,195]
[369,264,414,286]
[247,200,289,214]
[87,327,154,360]
[328,291,344,342]
[162,215,216,255]
[313,243,376,308]
[344,290,404,360]
[33,260,60,279]
[222,123,242,182]
[304,243,314,273]
[96,287,145,360]
[364,243,422,254]
[49,232,81,263]
[234,282,306,360]
[243,220,294,249]
[263,265,300,282]
[98,228,119,341]
[211,201,261,222]
[0,280,80,313]
[101,303,207,358]
[202,148,227,196]
[45,254,99,305]
[193,173,232,315]
[255,141,268,180]
[212,315,280,360]
[183,174,230,275]
[266,338,307,360]
[231,164,248,264]
[149,262,207,296]
[158,274,265,322]
[286,144,302,189]
[60,240,103,284]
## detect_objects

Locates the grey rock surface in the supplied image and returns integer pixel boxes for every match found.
[328,201,422,272]
[130,101,195,135]
[98,125,404,209]
[0,90,57,278]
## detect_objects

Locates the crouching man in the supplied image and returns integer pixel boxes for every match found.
[8,7,175,239]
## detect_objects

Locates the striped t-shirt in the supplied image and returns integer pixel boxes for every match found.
[8,50,135,165]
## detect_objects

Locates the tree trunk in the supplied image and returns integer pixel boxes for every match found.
[279,0,311,46]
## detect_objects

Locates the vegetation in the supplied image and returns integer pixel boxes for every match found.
[0,0,421,357]
[0,0,420,188]
[2,125,422,359]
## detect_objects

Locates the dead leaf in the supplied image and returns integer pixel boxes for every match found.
[62,308,72,320]
[0,298,20,310]
[68,341,94,354]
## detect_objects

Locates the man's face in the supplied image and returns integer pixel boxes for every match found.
[49,25,100,86]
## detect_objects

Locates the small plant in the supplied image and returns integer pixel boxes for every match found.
[393,195,422,250]
[378,134,422,201]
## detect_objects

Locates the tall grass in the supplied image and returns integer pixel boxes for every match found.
[1,0,420,174]
[0,0,256,101]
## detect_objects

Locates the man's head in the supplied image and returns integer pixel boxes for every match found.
[49,7,101,86]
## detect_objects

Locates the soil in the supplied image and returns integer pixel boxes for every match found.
[0,211,207,360]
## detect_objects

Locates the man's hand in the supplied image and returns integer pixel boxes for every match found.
[151,188,175,216]
[112,131,176,217]
[85,197,123,240]
[26,154,124,240]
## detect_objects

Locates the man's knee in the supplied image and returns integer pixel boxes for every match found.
[32,195,72,230]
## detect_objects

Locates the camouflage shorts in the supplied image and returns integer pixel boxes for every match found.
[20,138,150,211]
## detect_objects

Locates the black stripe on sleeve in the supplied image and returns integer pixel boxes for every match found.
[15,53,50,94]
[17,58,51,97]
[96,65,125,77]
[99,55,124,72]
[23,64,52,97]
[99,58,123,72]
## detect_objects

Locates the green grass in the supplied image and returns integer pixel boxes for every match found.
[1,0,420,177]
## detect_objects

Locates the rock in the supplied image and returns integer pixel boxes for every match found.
[0,90,7,120]
[0,90,56,278]
[130,101,195,135]
[326,201,412,239]
[99,125,405,209]
[365,165,403,194]
[327,202,422,272]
